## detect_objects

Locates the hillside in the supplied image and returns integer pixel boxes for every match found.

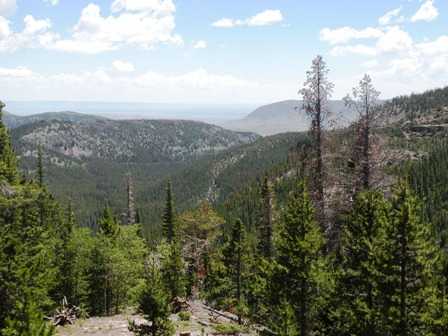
[3,110,107,129]
[216,99,349,135]
[9,118,261,227]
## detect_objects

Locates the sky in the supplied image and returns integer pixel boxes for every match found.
[0,0,447,106]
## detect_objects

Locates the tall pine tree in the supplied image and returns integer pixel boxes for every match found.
[273,179,328,335]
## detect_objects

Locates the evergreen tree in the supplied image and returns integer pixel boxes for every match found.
[224,218,249,325]
[340,189,389,335]
[0,100,19,184]
[299,55,334,224]
[131,254,174,336]
[273,179,328,335]
[162,178,177,243]
[36,144,45,188]
[343,74,382,194]
[161,239,186,300]
[257,175,275,259]
[3,289,55,336]
[379,178,438,335]
[98,200,120,239]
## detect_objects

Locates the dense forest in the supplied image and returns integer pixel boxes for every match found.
[2,55,448,335]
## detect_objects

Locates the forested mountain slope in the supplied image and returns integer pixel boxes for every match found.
[9,119,260,228]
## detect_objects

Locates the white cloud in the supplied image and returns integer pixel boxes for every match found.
[211,10,283,27]
[110,0,175,15]
[376,26,412,54]
[43,0,59,6]
[0,66,255,102]
[361,60,379,68]
[0,16,10,39]
[0,15,54,53]
[0,65,35,78]
[319,26,383,45]
[0,0,16,16]
[378,6,402,25]
[192,40,206,49]
[416,35,448,56]
[411,0,438,22]
[331,44,377,57]
[135,69,253,89]
[48,1,182,54]
[23,15,52,35]
[113,60,135,72]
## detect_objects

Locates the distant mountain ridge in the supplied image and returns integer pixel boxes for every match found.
[11,119,259,163]
[216,100,350,136]
[3,110,107,129]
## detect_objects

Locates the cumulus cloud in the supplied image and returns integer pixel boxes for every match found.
[0,15,54,53]
[411,0,438,22]
[23,15,52,35]
[0,0,16,16]
[376,26,412,54]
[0,16,10,39]
[319,26,382,45]
[192,40,206,49]
[211,9,283,27]
[113,60,135,72]
[48,1,182,54]
[378,6,402,25]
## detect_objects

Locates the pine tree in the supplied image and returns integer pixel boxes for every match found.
[340,189,389,334]
[274,179,327,335]
[162,178,177,243]
[3,289,55,336]
[257,176,275,259]
[161,239,186,300]
[224,218,249,325]
[343,74,382,194]
[0,100,19,184]
[299,55,334,225]
[36,144,45,188]
[131,254,174,336]
[379,178,438,335]
[99,200,120,239]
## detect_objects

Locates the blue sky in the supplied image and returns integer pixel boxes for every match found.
[0,0,447,105]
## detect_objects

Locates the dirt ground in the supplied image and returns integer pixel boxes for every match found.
[55,300,253,336]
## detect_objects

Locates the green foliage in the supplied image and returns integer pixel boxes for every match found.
[98,200,120,239]
[378,178,438,335]
[177,311,190,321]
[337,189,390,334]
[222,218,250,324]
[269,297,299,336]
[211,323,245,334]
[0,101,19,183]
[2,289,55,336]
[257,175,276,259]
[273,179,329,335]
[160,240,186,300]
[132,254,174,336]
[162,178,177,243]
[178,201,224,298]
